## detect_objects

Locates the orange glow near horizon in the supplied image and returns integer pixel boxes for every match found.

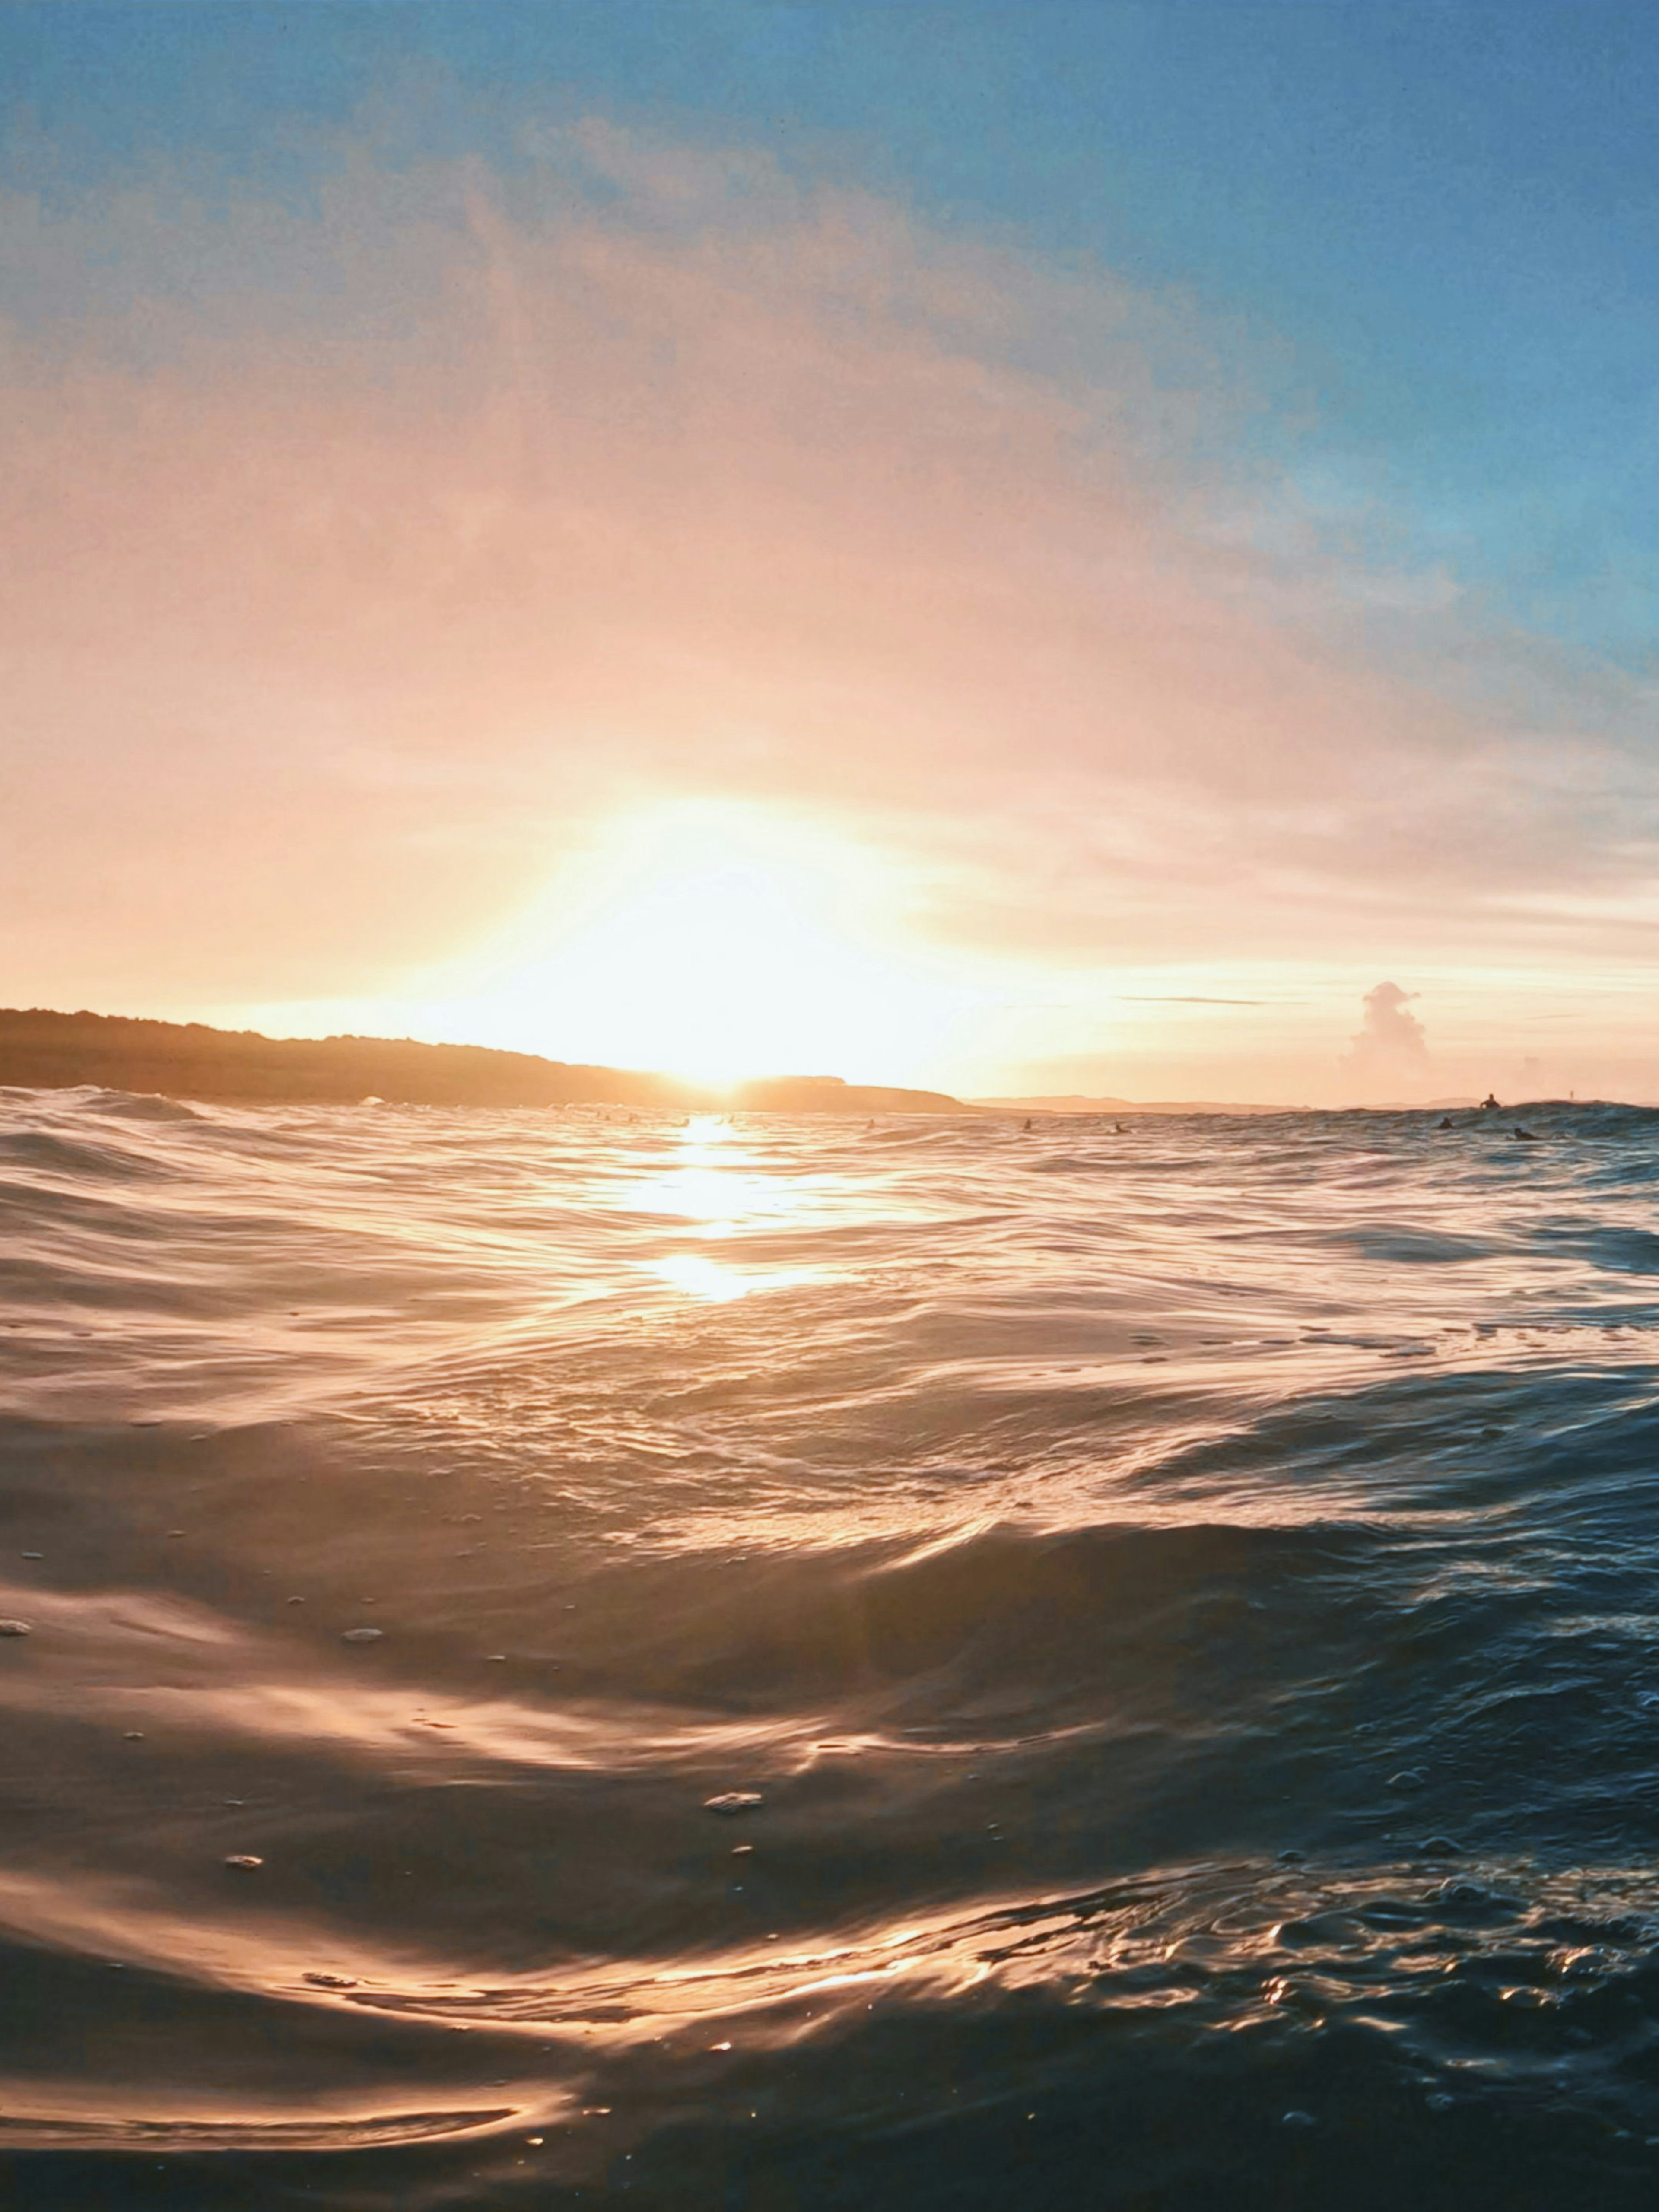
[408,804,982,1089]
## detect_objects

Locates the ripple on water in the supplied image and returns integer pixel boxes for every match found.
[2,1093,1659,2205]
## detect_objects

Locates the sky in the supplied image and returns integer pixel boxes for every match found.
[6,0,1659,1103]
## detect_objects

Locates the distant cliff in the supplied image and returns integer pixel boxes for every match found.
[730,1074,973,1115]
[0,1009,972,1116]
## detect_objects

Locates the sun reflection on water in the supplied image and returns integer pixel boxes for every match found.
[636,1116,822,1301]
[648,1253,751,1302]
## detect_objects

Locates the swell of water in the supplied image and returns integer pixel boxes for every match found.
[6,1087,1659,2206]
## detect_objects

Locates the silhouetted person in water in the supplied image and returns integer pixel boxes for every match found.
[1022,1118,1033,1131]
[1513,1127,1539,1141]
[1480,1093,1500,1110]
[1437,1116,1454,1129]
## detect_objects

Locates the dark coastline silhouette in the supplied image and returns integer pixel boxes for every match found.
[0,1008,973,1116]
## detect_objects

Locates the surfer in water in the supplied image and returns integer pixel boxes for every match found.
[1480,1093,1500,1111]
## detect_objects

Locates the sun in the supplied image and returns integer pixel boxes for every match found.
[424,802,973,1087]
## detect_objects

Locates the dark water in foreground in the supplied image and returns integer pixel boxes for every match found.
[7,1090,1659,2207]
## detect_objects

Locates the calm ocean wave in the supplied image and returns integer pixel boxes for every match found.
[6,1088,1659,2205]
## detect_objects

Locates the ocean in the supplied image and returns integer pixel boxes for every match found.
[5,1085,1659,2208]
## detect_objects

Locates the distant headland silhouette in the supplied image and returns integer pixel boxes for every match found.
[0,1008,973,1116]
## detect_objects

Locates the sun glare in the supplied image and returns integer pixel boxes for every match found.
[431,804,972,1087]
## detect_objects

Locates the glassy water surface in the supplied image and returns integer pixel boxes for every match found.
[6,1088,1659,2206]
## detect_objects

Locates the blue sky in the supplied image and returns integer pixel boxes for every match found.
[6,2,1659,1099]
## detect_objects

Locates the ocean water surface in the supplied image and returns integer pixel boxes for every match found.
[5,1089,1659,2206]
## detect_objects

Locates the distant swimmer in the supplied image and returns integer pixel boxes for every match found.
[1114,1122,1127,1134]
[1437,1116,1454,1130]
[1480,1093,1500,1111]
[1022,1118,1033,1131]
[1513,1127,1540,1142]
